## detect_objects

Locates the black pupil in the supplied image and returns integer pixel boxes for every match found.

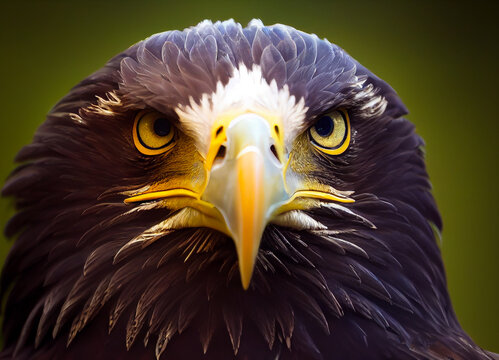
[153,118,171,137]
[315,116,334,137]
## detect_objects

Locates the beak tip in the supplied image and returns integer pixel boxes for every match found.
[237,253,256,290]
[240,269,253,290]
[241,279,251,290]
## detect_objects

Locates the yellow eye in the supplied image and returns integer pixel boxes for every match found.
[133,111,175,155]
[309,109,350,155]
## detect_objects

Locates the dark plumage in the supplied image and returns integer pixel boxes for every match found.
[0,19,495,360]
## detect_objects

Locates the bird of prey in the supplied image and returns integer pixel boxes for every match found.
[0,19,496,360]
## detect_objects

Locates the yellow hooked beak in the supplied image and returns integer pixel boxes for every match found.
[202,113,288,289]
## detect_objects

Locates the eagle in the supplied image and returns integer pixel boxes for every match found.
[0,19,495,360]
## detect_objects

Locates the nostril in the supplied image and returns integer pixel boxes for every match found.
[212,145,227,167]
[215,145,226,161]
[270,144,280,163]
[274,125,280,137]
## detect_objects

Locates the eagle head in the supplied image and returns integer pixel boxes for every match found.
[1,19,493,360]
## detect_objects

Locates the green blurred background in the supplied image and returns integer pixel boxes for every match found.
[0,0,497,352]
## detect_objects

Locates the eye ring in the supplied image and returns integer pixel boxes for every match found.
[309,109,350,155]
[133,110,175,155]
